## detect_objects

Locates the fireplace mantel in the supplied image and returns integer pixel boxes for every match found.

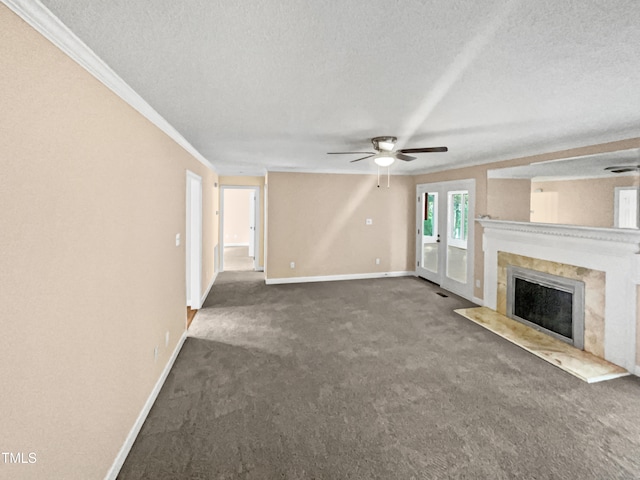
[477,219,640,246]
[478,219,640,373]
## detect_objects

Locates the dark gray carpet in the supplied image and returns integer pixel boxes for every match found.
[118,272,640,479]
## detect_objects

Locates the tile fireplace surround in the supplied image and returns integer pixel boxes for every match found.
[478,219,640,374]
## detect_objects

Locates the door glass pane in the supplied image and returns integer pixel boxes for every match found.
[447,190,468,283]
[424,193,435,236]
[447,246,467,283]
[422,192,438,273]
[448,191,468,248]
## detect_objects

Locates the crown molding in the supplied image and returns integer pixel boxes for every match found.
[2,0,215,172]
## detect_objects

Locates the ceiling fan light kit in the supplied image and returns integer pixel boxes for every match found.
[374,155,395,167]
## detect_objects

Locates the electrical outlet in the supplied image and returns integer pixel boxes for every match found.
[165,331,170,347]
[153,346,159,362]
[375,258,381,265]
[290,262,295,269]
[175,233,181,246]
[476,279,481,288]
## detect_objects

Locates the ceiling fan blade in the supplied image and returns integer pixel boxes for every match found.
[396,153,417,162]
[327,151,376,155]
[398,146,448,154]
[350,155,375,163]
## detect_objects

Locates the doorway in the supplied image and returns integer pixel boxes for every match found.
[221,186,260,271]
[614,186,639,228]
[416,179,475,300]
[186,171,203,312]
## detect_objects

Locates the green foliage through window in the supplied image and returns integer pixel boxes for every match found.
[450,193,468,241]
[423,193,435,236]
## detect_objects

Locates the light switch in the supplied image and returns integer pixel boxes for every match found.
[175,233,181,246]
[365,218,373,225]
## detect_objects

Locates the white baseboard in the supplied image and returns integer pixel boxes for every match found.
[265,271,413,285]
[255,267,264,272]
[224,243,249,247]
[634,365,640,377]
[472,296,485,306]
[105,330,187,480]
[198,271,217,308]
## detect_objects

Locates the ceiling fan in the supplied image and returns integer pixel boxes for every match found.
[328,136,448,167]
[604,165,640,174]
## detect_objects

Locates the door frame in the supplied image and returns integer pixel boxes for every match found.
[614,186,639,228]
[416,179,475,301]
[186,171,203,309]
[220,185,260,271]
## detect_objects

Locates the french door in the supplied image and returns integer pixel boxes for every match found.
[416,180,475,300]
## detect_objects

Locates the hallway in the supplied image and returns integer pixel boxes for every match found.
[223,245,254,272]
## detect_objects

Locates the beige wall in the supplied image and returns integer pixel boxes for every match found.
[266,172,414,279]
[414,137,640,300]
[223,189,251,245]
[487,179,531,222]
[531,176,638,227]
[0,6,217,479]
[220,176,265,268]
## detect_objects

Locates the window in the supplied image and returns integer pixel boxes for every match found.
[448,191,468,249]
[423,193,436,238]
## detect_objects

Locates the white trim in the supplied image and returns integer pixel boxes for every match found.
[255,267,265,272]
[186,171,203,309]
[265,271,413,285]
[634,365,640,377]
[1,0,215,173]
[264,182,269,277]
[199,271,217,307]
[105,331,187,480]
[472,296,484,306]
[224,242,249,247]
[477,219,640,246]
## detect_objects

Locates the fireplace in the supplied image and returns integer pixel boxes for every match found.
[479,219,640,372]
[507,266,585,349]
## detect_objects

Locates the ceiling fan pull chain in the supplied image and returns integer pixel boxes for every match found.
[387,166,390,188]
[377,165,380,187]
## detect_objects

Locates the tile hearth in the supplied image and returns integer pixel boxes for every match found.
[455,307,629,383]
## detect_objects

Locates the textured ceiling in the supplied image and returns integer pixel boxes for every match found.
[40,0,640,175]
[488,148,640,180]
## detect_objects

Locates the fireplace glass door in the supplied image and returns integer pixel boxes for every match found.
[507,266,585,349]
[513,278,573,339]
